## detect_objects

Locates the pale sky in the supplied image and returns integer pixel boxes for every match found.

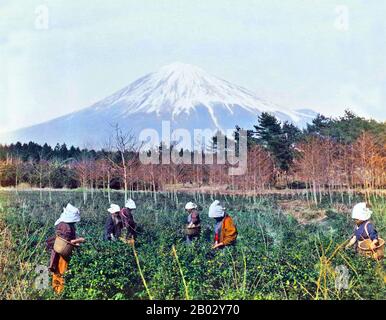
[1,0,385,133]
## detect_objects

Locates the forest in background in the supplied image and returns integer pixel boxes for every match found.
[0,110,385,205]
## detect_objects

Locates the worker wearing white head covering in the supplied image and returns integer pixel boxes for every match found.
[54,204,81,226]
[49,203,85,294]
[105,204,122,241]
[185,202,200,244]
[209,200,225,246]
[208,200,237,249]
[346,202,379,251]
[121,199,137,241]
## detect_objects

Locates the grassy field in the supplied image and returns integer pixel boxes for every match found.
[0,190,385,300]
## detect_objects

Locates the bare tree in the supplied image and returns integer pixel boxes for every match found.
[33,149,51,201]
[107,124,141,203]
[72,152,92,204]
[96,158,114,203]
[352,132,385,201]
[0,161,4,188]
[294,137,326,205]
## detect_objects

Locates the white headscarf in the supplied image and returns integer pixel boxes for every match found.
[125,199,136,209]
[352,202,372,221]
[54,203,81,226]
[208,200,225,218]
[108,203,121,214]
[185,202,197,210]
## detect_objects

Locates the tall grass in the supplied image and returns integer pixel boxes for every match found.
[0,190,384,300]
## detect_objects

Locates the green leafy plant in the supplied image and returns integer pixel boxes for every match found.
[0,190,384,300]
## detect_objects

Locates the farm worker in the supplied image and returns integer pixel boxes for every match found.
[184,201,201,244]
[345,202,379,251]
[104,204,123,241]
[47,203,85,294]
[208,200,237,249]
[120,199,137,241]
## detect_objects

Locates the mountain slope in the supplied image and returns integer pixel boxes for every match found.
[1,62,317,148]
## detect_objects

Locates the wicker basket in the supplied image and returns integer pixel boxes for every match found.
[120,237,135,246]
[185,226,201,236]
[358,238,384,261]
[53,236,75,260]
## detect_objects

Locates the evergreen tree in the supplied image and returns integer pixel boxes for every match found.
[59,143,69,159]
[304,109,386,145]
[305,113,331,137]
[253,113,300,172]
[42,143,53,160]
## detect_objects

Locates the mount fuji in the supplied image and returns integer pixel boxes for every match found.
[1,62,317,148]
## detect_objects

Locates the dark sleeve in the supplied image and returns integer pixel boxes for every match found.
[127,212,136,227]
[366,223,378,241]
[46,235,56,251]
[55,223,75,241]
[48,249,60,273]
[126,213,136,239]
[105,216,114,240]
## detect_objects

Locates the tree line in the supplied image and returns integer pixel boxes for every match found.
[0,110,385,204]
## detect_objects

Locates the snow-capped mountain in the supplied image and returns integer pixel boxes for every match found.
[1,62,317,148]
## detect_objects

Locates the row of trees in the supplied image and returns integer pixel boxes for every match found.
[0,111,385,204]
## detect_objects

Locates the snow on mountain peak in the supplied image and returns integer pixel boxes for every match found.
[90,62,311,126]
[2,62,317,148]
[94,63,282,116]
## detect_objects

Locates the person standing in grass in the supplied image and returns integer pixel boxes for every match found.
[47,203,85,294]
[120,199,137,242]
[208,200,237,249]
[184,202,201,244]
[345,202,379,251]
[104,204,123,241]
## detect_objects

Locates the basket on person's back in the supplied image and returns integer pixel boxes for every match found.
[345,203,384,261]
[358,238,385,261]
[185,225,201,236]
[53,236,76,260]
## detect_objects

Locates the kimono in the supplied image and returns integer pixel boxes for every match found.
[214,214,237,246]
[46,222,76,294]
[104,214,123,240]
[186,209,201,243]
[120,208,137,239]
[354,220,378,251]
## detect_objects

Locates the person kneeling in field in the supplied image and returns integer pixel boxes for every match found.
[46,204,85,294]
[104,204,123,241]
[208,200,237,249]
[184,202,201,244]
[120,199,137,242]
[345,202,380,251]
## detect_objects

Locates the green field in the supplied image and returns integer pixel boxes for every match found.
[0,190,385,300]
